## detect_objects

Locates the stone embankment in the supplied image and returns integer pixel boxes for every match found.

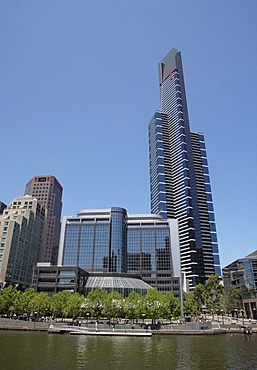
[0,317,256,335]
[0,317,49,331]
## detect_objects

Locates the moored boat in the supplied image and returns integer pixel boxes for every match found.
[69,330,152,337]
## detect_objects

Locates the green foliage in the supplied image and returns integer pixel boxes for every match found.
[192,284,205,309]
[142,288,164,320]
[29,292,51,316]
[50,290,73,318]
[183,293,199,316]
[15,288,37,315]
[124,291,141,319]
[162,293,181,318]
[65,293,85,318]
[103,292,124,318]
[183,275,227,316]
[204,274,224,312]
[82,287,108,319]
[224,285,241,311]
[0,285,182,320]
[0,286,20,314]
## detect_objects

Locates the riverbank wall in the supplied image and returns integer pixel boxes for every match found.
[0,318,256,335]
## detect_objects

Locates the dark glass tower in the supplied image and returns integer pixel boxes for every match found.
[149,48,221,288]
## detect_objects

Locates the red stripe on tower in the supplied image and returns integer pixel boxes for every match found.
[169,68,173,80]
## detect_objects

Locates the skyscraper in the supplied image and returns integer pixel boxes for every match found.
[24,175,63,264]
[149,48,221,289]
[0,195,46,289]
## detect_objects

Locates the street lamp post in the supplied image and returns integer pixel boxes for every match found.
[241,310,244,326]
[221,309,224,324]
[235,309,238,322]
[142,314,145,326]
[253,308,256,320]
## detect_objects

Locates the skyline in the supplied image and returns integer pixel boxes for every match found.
[1,1,257,268]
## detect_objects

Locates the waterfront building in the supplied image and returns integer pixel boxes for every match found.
[58,207,182,299]
[24,175,63,264]
[149,48,221,288]
[222,250,257,319]
[0,195,46,289]
[31,263,151,297]
[32,263,88,295]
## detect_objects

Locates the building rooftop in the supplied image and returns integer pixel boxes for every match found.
[85,274,151,291]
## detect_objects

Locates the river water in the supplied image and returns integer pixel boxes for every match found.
[1,331,257,370]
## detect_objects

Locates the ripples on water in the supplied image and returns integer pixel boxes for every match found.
[1,331,257,370]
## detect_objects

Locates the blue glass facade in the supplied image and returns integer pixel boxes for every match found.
[62,222,110,272]
[110,207,127,273]
[149,49,221,288]
[59,208,182,297]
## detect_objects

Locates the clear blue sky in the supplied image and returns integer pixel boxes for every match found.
[1,1,257,267]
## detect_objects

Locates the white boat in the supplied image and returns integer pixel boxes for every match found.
[69,330,152,337]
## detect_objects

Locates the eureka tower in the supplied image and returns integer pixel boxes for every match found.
[148,48,221,288]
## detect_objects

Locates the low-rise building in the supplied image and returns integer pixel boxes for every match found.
[32,263,88,295]
[31,264,151,297]
[222,250,257,319]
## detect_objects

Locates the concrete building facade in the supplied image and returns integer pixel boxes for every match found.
[0,195,46,289]
[24,175,63,264]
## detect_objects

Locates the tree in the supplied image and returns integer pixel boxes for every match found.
[124,291,141,321]
[65,293,85,318]
[183,293,199,316]
[162,292,181,319]
[15,288,37,316]
[29,292,51,316]
[103,291,124,319]
[192,284,205,312]
[0,286,20,315]
[83,287,107,320]
[50,290,72,318]
[143,288,164,323]
[204,274,224,314]
[224,285,241,312]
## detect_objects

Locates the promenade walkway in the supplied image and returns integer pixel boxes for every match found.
[0,317,256,335]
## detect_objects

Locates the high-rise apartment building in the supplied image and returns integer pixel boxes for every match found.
[0,195,46,289]
[24,175,63,264]
[58,207,182,299]
[149,48,221,288]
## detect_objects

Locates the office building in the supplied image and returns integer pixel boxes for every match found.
[58,207,182,299]
[31,264,151,297]
[32,263,89,295]
[24,175,63,264]
[223,250,257,319]
[0,195,46,289]
[149,48,221,288]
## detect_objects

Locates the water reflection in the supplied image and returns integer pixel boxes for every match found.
[1,332,257,370]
